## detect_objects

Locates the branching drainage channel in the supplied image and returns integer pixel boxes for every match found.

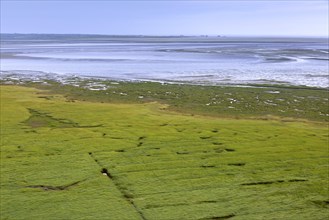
[27,179,87,191]
[89,152,147,220]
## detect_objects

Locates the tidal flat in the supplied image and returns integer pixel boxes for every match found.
[0,80,328,219]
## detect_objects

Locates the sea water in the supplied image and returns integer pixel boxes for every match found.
[1,34,328,88]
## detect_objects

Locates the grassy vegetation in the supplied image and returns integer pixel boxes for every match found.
[1,84,328,219]
[20,79,329,122]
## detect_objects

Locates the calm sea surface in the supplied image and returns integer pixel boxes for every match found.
[1,34,328,88]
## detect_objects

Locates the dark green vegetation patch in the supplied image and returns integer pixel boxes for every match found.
[17,78,329,122]
[24,108,103,129]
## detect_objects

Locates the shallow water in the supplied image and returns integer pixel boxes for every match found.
[1,34,328,88]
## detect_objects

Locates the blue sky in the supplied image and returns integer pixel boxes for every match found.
[1,0,328,36]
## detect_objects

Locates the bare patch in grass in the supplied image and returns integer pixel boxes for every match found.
[101,168,114,179]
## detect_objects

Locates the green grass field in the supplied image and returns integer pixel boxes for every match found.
[1,85,328,219]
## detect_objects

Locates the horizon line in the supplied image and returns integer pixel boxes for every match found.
[1,32,328,38]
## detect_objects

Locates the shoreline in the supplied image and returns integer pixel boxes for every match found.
[1,71,328,90]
